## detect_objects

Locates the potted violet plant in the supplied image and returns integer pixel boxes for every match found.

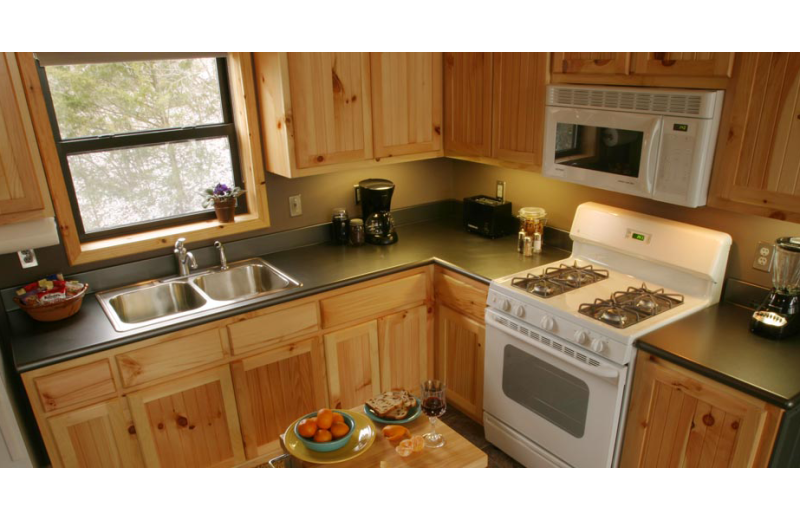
[202,183,246,223]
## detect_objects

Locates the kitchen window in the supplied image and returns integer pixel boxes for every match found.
[36,52,244,242]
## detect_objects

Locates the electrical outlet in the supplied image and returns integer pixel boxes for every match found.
[289,195,302,217]
[496,180,506,202]
[752,241,774,272]
[18,249,38,269]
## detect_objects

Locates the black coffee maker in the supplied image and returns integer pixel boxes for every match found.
[357,178,398,245]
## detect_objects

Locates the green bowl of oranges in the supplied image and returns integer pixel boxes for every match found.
[293,408,355,452]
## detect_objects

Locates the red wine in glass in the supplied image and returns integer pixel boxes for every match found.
[422,396,446,418]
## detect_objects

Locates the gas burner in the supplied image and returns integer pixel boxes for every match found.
[511,262,609,298]
[578,284,684,329]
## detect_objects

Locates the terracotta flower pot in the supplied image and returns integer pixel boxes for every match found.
[214,199,236,223]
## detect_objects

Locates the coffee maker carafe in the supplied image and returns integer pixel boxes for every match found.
[357,178,398,245]
[750,236,800,340]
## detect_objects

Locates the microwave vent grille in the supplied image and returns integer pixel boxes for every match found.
[550,87,708,116]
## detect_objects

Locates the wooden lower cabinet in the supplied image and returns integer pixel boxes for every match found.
[378,305,431,394]
[323,321,381,410]
[231,337,328,459]
[127,365,246,468]
[436,304,485,423]
[620,351,783,468]
[48,398,142,468]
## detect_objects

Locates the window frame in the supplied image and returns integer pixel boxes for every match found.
[36,56,246,242]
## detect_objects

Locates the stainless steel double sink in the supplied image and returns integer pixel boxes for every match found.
[96,259,301,332]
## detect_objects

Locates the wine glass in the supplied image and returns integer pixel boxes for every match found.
[420,380,446,448]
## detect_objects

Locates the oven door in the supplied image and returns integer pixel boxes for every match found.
[543,106,662,199]
[483,309,628,468]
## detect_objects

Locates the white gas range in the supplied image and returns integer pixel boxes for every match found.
[483,202,731,468]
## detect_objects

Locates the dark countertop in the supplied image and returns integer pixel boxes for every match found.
[9,218,569,372]
[636,303,800,410]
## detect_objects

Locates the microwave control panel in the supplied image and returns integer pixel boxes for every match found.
[653,115,715,207]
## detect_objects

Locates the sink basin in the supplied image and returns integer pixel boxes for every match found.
[108,282,206,325]
[192,262,300,302]
[96,258,302,333]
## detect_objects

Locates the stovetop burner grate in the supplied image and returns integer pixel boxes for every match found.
[578,283,684,329]
[511,262,609,298]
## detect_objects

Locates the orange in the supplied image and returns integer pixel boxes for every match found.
[313,429,333,443]
[382,425,405,438]
[297,418,318,438]
[317,408,334,430]
[330,422,350,439]
[331,412,346,425]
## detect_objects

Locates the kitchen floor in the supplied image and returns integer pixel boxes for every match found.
[440,407,523,468]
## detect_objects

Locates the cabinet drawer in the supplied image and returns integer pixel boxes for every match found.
[320,273,427,328]
[228,302,319,356]
[116,329,225,388]
[434,270,488,322]
[34,360,116,413]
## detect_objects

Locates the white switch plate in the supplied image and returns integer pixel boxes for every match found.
[752,241,773,272]
[289,195,302,217]
[496,180,506,202]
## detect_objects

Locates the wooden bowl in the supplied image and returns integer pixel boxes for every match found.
[14,284,89,322]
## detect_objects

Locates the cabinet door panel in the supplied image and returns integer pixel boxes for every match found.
[128,366,245,467]
[231,337,327,460]
[378,306,430,394]
[633,52,734,78]
[492,52,548,166]
[48,399,142,468]
[444,52,493,157]
[371,52,442,158]
[436,304,484,422]
[552,52,630,75]
[287,53,373,168]
[324,321,381,409]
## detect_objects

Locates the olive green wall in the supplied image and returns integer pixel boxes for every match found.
[450,160,800,287]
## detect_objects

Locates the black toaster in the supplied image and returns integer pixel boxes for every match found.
[463,195,516,238]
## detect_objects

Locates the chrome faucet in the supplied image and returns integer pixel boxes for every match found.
[174,238,198,277]
[215,241,228,271]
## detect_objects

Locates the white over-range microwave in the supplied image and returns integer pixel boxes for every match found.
[543,85,724,208]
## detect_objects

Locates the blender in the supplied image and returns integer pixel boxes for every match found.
[750,236,800,340]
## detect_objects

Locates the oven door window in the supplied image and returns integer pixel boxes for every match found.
[502,344,589,438]
[555,123,644,178]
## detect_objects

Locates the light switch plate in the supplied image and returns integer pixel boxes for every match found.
[18,249,38,269]
[752,241,774,272]
[496,180,506,202]
[289,195,302,217]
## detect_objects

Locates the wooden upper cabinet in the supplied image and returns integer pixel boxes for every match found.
[370,52,443,158]
[0,52,52,225]
[633,52,734,78]
[492,52,549,167]
[621,351,782,468]
[443,52,493,157]
[287,53,373,169]
[708,53,800,223]
[552,52,630,76]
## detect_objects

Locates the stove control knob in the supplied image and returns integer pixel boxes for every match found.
[515,306,526,318]
[590,338,607,354]
[574,330,588,345]
[540,315,555,332]
[501,299,511,312]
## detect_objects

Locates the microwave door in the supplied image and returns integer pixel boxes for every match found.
[544,107,661,198]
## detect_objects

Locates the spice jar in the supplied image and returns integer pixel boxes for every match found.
[348,218,365,246]
[331,208,349,245]
[518,207,547,238]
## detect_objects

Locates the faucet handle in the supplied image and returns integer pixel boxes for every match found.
[174,237,187,253]
[215,241,229,270]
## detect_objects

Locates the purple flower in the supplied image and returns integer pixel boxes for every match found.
[213,183,230,196]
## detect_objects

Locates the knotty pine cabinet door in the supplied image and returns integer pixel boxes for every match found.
[127,365,245,468]
[47,399,143,468]
[377,306,431,394]
[491,53,549,167]
[708,52,800,223]
[370,52,443,158]
[231,337,327,460]
[0,52,50,225]
[552,52,631,76]
[435,304,485,423]
[286,53,374,169]
[443,52,493,157]
[632,52,734,79]
[620,351,782,468]
[323,321,381,410]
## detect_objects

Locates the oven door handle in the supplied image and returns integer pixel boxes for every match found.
[487,317,620,383]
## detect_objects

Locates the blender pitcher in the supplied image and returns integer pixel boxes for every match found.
[750,237,800,340]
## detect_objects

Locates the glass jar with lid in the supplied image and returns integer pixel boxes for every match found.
[518,207,547,237]
[331,208,349,245]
